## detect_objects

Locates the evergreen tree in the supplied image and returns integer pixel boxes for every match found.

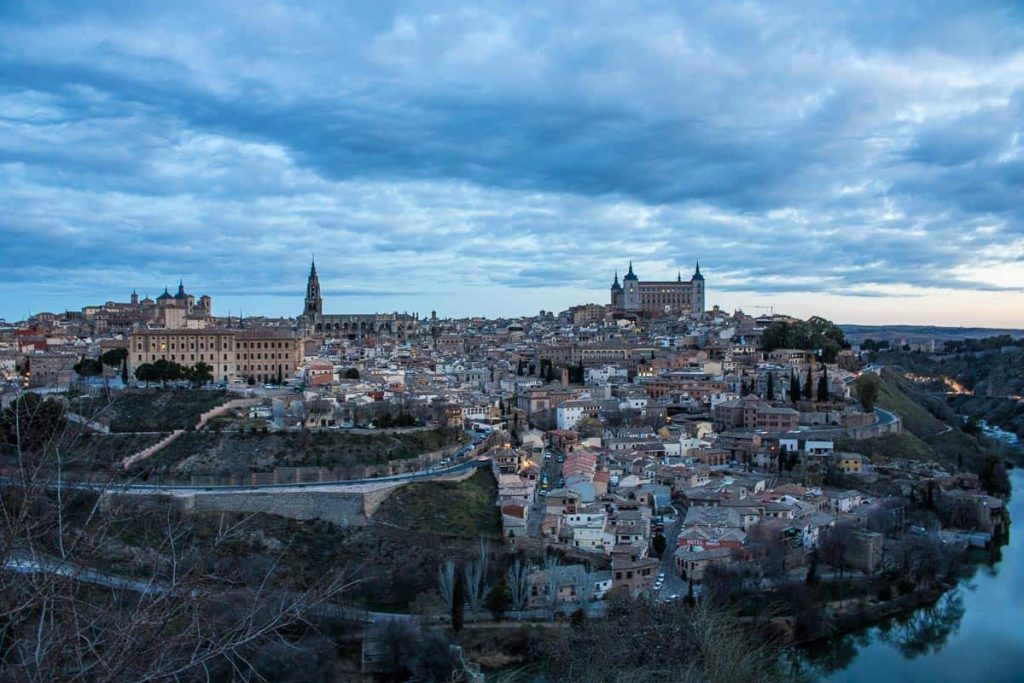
[766,373,775,400]
[120,357,129,384]
[451,568,465,632]
[789,369,800,404]
[484,578,511,619]
[652,533,667,555]
[806,550,820,587]
[684,579,695,607]
[817,366,829,401]
[803,365,814,400]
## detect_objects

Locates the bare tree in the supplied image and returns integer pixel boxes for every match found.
[820,520,858,584]
[1,392,352,682]
[506,559,530,612]
[437,558,457,611]
[544,553,561,609]
[545,592,785,682]
[463,538,491,612]
[572,565,596,611]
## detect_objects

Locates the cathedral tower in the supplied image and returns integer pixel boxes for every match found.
[304,258,323,322]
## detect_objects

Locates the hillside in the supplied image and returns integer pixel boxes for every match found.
[844,367,1002,472]
[874,368,951,439]
[72,389,229,432]
[374,468,502,538]
[871,347,1024,439]
[124,427,462,478]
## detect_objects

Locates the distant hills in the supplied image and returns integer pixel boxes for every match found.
[841,324,1024,344]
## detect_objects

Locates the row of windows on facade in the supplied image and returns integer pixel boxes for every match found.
[134,353,291,362]
[136,340,293,351]
[614,567,653,581]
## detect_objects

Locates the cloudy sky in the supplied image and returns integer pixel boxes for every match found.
[2,1,1023,326]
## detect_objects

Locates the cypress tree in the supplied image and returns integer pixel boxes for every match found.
[451,566,465,632]
[766,373,775,400]
[789,369,800,404]
[817,366,829,401]
[803,365,814,399]
[806,550,820,587]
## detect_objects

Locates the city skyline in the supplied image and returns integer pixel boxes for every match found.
[2,2,1023,327]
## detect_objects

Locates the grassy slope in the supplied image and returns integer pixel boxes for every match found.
[65,432,169,470]
[875,368,947,439]
[129,427,461,477]
[846,368,998,469]
[374,468,502,538]
[81,389,229,432]
[839,431,934,464]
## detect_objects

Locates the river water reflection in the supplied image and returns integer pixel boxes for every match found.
[803,469,1024,682]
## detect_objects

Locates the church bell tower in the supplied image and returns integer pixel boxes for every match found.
[304,258,323,323]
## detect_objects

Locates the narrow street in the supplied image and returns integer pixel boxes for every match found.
[527,446,563,538]
[655,503,687,599]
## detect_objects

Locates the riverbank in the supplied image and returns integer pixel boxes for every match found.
[801,467,1023,683]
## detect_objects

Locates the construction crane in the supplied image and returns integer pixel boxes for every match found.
[753,305,776,317]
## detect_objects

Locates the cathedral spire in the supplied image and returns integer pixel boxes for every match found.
[304,257,323,321]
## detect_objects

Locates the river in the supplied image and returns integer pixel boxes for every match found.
[802,468,1024,682]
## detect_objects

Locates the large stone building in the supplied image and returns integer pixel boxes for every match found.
[129,328,303,384]
[77,281,213,334]
[713,395,800,432]
[299,259,419,339]
[610,261,705,318]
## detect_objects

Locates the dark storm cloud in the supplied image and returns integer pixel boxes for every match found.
[1,0,1023,318]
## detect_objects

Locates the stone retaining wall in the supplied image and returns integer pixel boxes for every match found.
[109,467,480,527]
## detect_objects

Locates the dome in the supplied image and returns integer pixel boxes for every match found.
[156,287,173,301]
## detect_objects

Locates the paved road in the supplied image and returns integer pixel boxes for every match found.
[655,504,687,599]
[1,444,491,496]
[4,554,416,625]
[874,407,898,427]
[528,446,564,538]
[4,555,170,595]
